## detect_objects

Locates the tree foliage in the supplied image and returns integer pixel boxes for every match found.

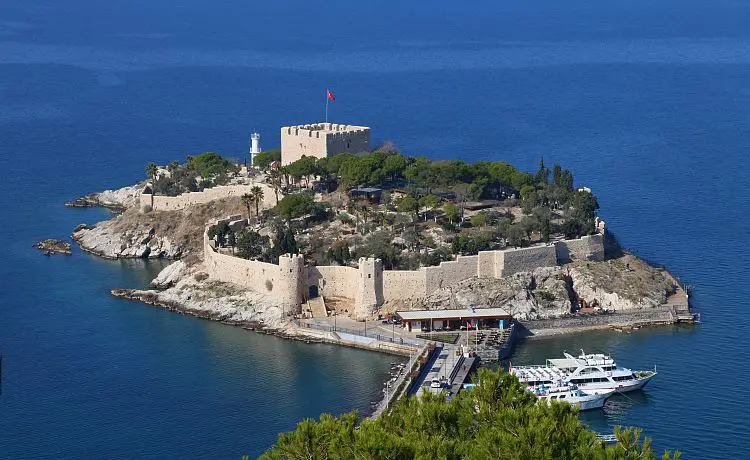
[275,191,318,221]
[253,149,281,169]
[235,229,269,260]
[261,368,679,460]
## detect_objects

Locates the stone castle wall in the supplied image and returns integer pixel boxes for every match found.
[143,183,277,212]
[307,265,358,298]
[498,245,558,278]
[203,232,302,311]
[554,234,605,263]
[281,123,370,165]
[204,221,605,318]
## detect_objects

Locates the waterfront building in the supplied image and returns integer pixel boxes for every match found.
[395,308,513,332]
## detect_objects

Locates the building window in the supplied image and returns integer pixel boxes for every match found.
[368,274,372,279]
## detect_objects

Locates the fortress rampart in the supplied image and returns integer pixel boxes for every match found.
[203,219,605,319]
[142,183,277,212]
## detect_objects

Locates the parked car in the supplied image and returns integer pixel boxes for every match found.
[430,378,441,389]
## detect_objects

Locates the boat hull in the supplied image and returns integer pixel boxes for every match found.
[578,372,656,395]
[538,390,613,411]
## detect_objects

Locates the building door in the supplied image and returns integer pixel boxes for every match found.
[308,285,319,299]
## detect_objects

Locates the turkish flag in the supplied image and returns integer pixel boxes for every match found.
[327,89,336,101]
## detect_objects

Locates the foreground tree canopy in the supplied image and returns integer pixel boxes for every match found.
[261,369,679,460]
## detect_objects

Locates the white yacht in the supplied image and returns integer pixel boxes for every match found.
[511,350,656,394]
[531,383,614,411]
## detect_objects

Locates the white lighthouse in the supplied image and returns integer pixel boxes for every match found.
[250,132,261,167]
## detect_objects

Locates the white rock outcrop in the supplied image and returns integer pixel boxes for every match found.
[114,269,285,329]
[72,220,182,259]
[150,260,189,288]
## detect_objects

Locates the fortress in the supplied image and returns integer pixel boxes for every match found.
[141,183,277,212]
[203,217,605,319]
[281,123,370,165]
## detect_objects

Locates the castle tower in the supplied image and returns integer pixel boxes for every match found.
[277,253,304,312]
[354,257,384,320]
[250,132,261,167]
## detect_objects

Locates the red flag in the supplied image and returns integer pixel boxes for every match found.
[327,89,336,101]
[467,321,473,329]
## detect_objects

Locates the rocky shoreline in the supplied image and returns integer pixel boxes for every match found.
[70,183,694,354]
[34,239,72,255]
[65,183,142,210]
[520,307,676,338]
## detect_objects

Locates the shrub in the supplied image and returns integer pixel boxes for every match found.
[194,273,208,282]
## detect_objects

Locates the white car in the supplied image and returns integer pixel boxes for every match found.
[430,378,442,389]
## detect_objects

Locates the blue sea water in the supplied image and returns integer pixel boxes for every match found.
[1,0,749,457]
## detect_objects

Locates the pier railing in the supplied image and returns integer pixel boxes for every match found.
[293,319,424,348]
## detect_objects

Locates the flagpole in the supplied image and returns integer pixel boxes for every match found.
[325,89,329,123]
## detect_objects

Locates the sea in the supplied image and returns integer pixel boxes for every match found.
[1,0,749,458]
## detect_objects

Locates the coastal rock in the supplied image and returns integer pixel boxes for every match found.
[66,183,141,210]
[113,269,285,329]
[150,260,189,288]
[34,239,72,255]
[567,254,676,311]
[383,266,572,321]
[72,218,182,260]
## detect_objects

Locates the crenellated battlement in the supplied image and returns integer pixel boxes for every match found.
[281,122,370,165]
[203,216,604,319]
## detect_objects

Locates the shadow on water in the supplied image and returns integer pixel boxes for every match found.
[581,391,655,429]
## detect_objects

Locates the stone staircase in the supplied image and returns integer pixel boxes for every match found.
[308,296,328,318]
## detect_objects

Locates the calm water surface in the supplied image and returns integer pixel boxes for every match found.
[1,0,749,457]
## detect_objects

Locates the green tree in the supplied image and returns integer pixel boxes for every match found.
[536,157,550,185]
[261,368,679,460]
[268,169,283,205]
[185,152,232,178]
[271,224,297,257]
[286,156,318,187]
[145,162,159,209]
[235,229,269,260]
[420,194,441,222]
[382,154,408,181]
[443,202,460,224]
[506,222,527,247]
[275,192,316,221]
[397,196,419,222]
[470,212,488,228]
[253,149,281,169]
[251,185,265,222]
[241,193,253,221]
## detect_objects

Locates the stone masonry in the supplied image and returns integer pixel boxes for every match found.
[280,123,370,166]
[203,218,606,320]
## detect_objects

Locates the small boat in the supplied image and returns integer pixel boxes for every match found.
[511,350,656,394]
[531,383,613,411]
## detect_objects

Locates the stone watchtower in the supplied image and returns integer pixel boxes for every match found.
[354,257,384,320]
[280,123,370,166]
[277,254,305,313]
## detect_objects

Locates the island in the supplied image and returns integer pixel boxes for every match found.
[66,121,695,449]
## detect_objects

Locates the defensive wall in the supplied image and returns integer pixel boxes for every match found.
[141,183,277,212]
[281,123,370,165]
[203,217,605,319]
